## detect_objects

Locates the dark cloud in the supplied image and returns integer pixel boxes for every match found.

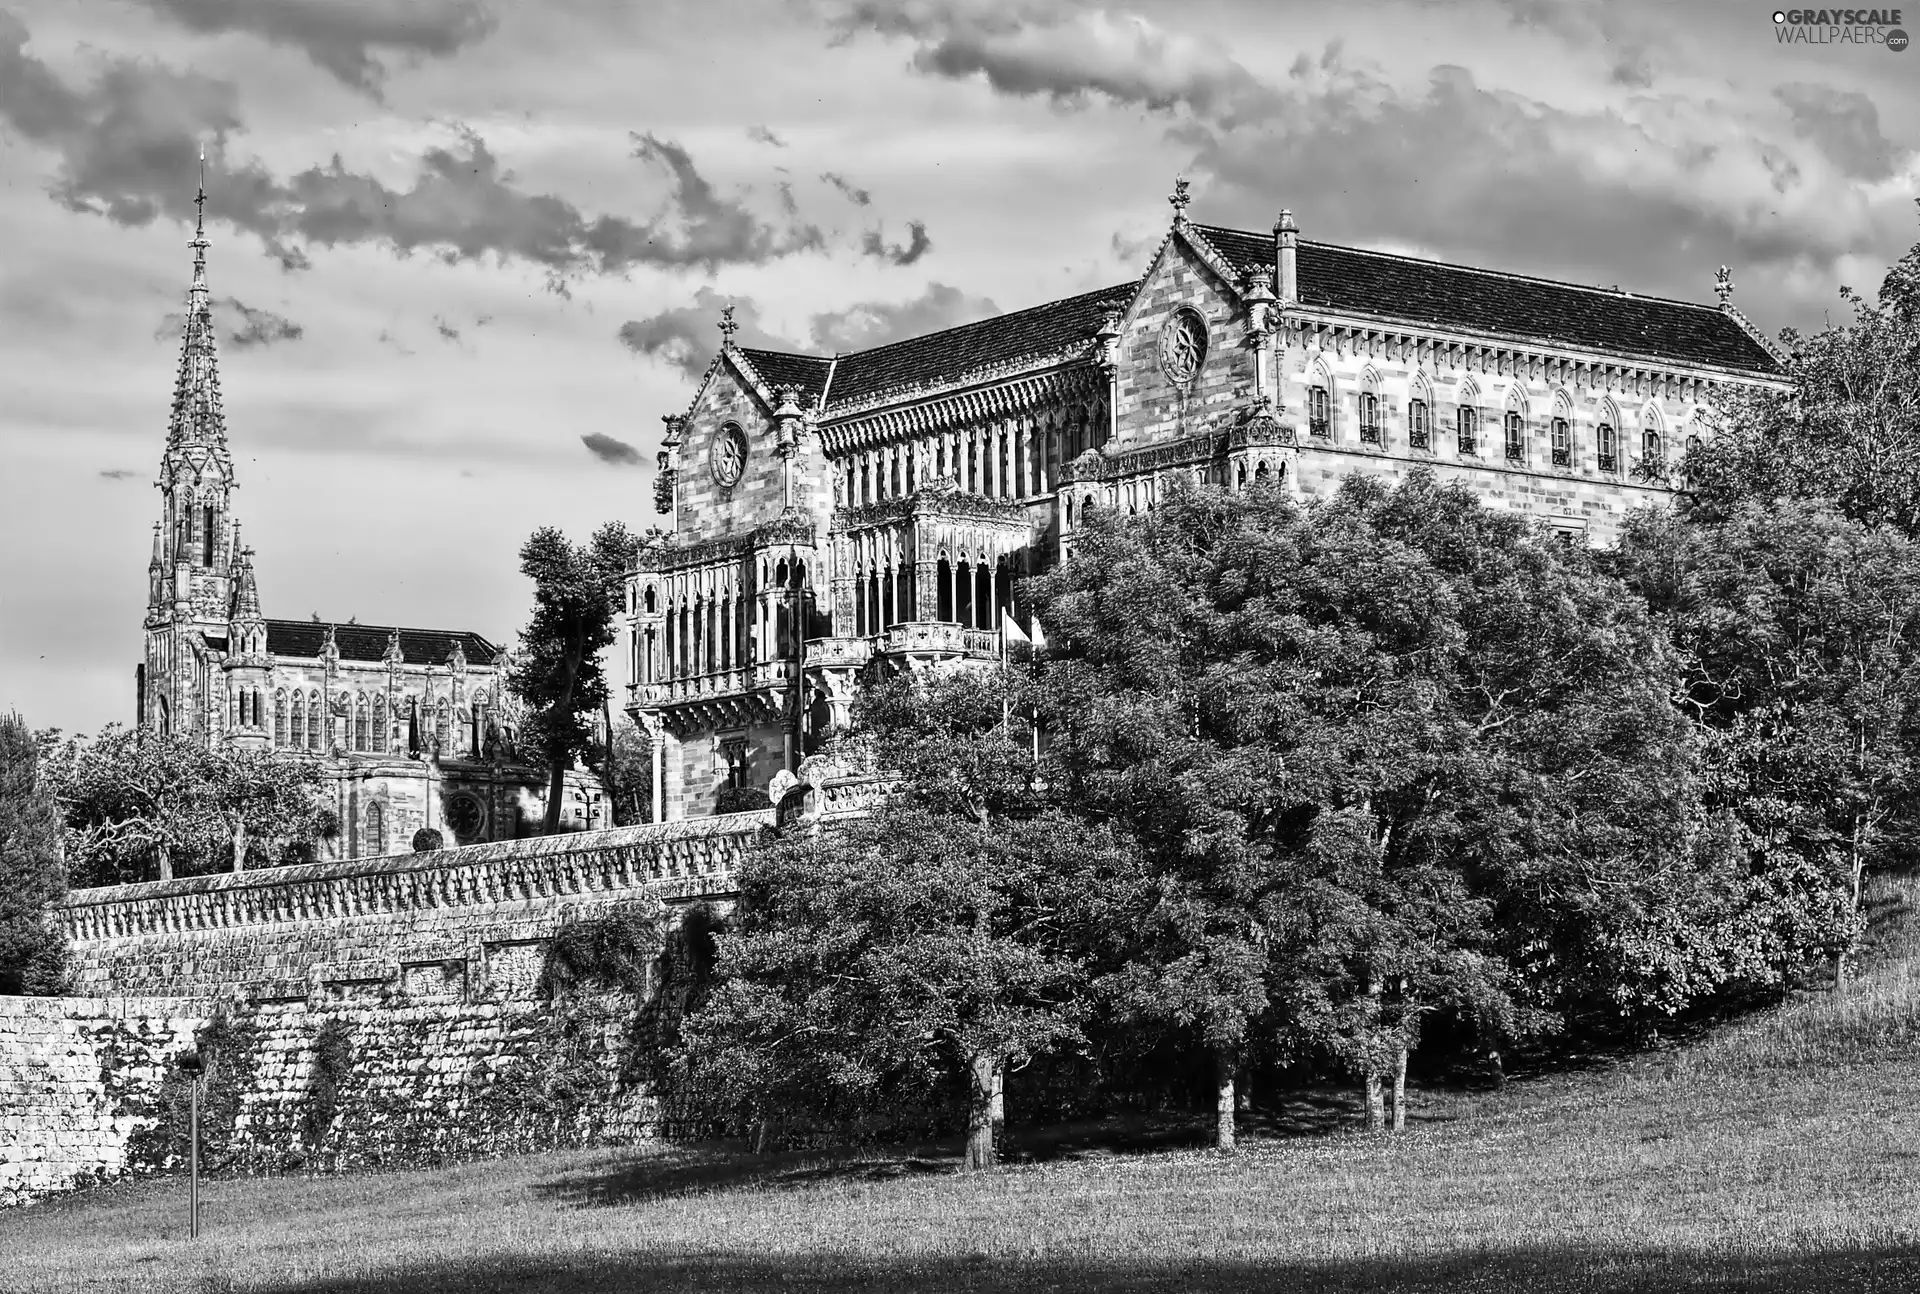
[434,316,461,342]
[580,432,643,466]
[1775,83,1896,182]
[860,220,932,266]
[807,281,998,352]
[98,469,140,480]
[139,0,495,99]
[832,0,1277,122]
[0,14,833,279]
[617,281,999,382]
[822,171,872,206]
[746,124,787,147]
[155,295,304,348]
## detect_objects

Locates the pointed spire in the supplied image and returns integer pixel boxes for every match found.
[1169,175,1191,224]
[150,522,164,567]
[231,547,262,622]
[718,303,738,345]
[169,145,227,451]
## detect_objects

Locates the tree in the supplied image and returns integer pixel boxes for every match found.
[1682,207,1920,537]
[412,828,445,852]
[509,522,641,835]
[586,710,654,827]
[42,726,336,884]
[679,673,1120,1169]
[0,712,68,994]
[1029,471,1701,1139]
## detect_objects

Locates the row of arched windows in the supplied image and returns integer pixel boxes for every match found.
[230,687,265,730]
[1313,381,1683,473]
[266,689,490,756]
[639,559,810,685]
[838,402,1109,508]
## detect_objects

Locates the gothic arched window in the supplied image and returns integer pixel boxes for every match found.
[1359,391,1382,446]
[1504,410,1525,464]
[435,698,450,751]
[363,801,384,857]
[203,506,216,567]
[354,694,368,751]
[307,691,321,750]
[1457,405,1479,456]
[1309,385,1332,438]
[1409,397,1431,450]
[274,691,287,746]
[289,694,304,749]
[1642,423,1663,463]
[1552,417,1572,467]
[1597,422,1619,472]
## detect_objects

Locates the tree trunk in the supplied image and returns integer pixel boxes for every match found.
[230,819,248,874]
[1236,1060,1253,1115]
[965,1051,1001,1171]
[1213,1044,1237,1152]
[1364,1069,1385,1132]
[543,754,567,835]
[1389,1047,1408,1132]
[989,1064,1005,1149]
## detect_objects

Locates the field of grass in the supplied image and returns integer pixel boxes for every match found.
[8,877,1920,1294]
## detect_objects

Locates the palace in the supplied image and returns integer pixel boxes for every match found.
[136,176,603,860]
[627,183,1789,822]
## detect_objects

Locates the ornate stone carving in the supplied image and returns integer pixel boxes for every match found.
[1160,308,1208,386]
[710,422,747,487]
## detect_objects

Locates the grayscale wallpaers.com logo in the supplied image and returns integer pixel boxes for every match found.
[1774,8,1909,48]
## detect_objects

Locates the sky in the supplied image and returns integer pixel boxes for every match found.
[1,0,1915,736]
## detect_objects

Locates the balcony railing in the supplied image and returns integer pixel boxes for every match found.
[1597,451,1618,473]
[1408,427,1430,450]
[1551,446,1572,468]
[1308,416,1331,440]
[1359,422,1382,446]
[1504,446,1526,466]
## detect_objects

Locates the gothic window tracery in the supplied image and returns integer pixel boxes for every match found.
[275,691,287,746]
[307,691,321,750]
[363,800,384,857]
[290,694,304,748]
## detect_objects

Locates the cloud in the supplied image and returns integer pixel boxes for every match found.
[434,316,461,342]
[0,15,836,279]
[746,124,787,147]
[822,171,872,206]
[617,281,1000,381]
[155,295,304,348]
[580,432,642,466]
[1775,83,1897,182]
[98,468,140,480]
[860,220,932,266]
[806,280,997,351]
[138,0,496,99]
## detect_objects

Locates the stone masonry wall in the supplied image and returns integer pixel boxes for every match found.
[3,815,770,1208]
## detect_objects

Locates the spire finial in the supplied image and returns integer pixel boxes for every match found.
[1169,175,1191,223]
[1714,265,1734,305]
[719,304,738,343]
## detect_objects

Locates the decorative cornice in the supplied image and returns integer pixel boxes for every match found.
[821,357,1104,442]
[830,481,1033,532]
[638,510,818,573]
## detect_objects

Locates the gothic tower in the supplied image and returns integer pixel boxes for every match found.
[139,158,243,745]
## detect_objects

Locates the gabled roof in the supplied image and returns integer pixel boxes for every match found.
[730,283,1136,417]
[264,619,500,667]
[1191,223,1780,376]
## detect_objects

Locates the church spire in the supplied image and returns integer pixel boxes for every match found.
[169,146,226,451]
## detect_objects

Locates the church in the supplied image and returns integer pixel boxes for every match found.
[136,178,605,861]
[624,181,1791,824]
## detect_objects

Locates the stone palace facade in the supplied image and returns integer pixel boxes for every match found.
[626,182,1789,823]
[136,179,603,858]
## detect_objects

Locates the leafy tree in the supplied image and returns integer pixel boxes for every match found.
[587,708,654,826]
[1030,471,1701,1138]
[42,726,335,884]
[1613,500,1920,982]
[0,712,68,994]
[412,828,446,852]
[509,523,641,835]
[1682,209,1920,536]
[680,673,1121,1169]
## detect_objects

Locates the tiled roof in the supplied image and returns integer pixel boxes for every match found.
[737,349,833,404]
[1192,223,1780,376]
[265,619,500,667]
[730,283,1137,415]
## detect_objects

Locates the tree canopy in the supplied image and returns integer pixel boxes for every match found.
[0,711,68,994]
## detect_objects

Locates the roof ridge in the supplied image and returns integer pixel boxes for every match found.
[265,616,496,645]
[828,281,1136,364]
[1191,221,1728,315]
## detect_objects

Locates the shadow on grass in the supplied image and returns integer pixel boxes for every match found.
[245,1243,1920,1293]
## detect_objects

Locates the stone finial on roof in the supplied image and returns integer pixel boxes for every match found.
[383,627,404,667]
[1169,175,1191,224]
[449,638,467,672]
[661,413,685,448]
[1245,268,1276,302]
[1715,265,1735,306]
[719,304,739,344]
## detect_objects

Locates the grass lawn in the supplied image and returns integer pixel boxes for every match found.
[8,879,1920,1293]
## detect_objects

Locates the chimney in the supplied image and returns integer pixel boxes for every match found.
[1275,210,1299,305]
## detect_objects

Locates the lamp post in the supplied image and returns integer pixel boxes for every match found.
[175,1049,203,1239]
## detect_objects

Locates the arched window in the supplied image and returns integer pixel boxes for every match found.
[1642,423,1663,463]
[1457,405,1479,456]
[275,691,288,746]
[1359,391,1382,446]
[1408,397,1431,450]
[307,691,322,750]
[1551,417,1571,467]
[1597,422,1619,473]
[202,506,215,567]
[363,800,384,857]
[435,698,450,751]
[1254,460,1270,483]
[354,694,368,751]
[1504,410,1525,464]
[290,694,304,749]
[1309,385,1332,438]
